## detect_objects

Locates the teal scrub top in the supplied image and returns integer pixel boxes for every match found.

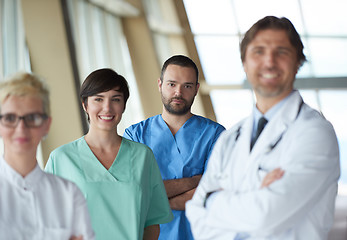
[45,137,173,240]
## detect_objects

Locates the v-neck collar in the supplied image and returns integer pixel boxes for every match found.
[159,114,196,137]
[79,136,122,182]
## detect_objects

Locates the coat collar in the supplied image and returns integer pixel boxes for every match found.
[248,90,304,155]
[0,155,43,191]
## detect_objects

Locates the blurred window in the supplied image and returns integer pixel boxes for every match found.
[66,0,143,134]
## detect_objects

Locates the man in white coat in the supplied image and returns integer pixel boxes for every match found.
[186,16,340,239]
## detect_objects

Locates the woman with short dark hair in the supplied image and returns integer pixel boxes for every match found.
[46,68,173,240]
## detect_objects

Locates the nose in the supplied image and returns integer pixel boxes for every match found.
[15,118,28,130]
[174,85,183,97]
[264,52,276,68]
[103,99,112,111]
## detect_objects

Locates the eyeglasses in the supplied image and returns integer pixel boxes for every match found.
[0,113,48,128]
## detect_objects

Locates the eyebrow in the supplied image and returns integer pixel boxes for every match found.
[277,46,293,52]
[93,93,123,98]
[167,80,195,85]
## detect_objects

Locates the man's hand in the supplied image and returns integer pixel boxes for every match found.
[261,168,284,188]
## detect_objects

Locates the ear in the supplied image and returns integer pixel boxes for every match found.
[82,102,88,112]
[158,78,162,92]
[242,61,247,72]
[43,117,52,136]
[295,63,300,74]
[195,82,200,95]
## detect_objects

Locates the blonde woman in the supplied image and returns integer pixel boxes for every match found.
[0,72,94,240]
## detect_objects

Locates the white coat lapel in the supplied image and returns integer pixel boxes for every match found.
[250,91,304,157]
[227,116,254,189]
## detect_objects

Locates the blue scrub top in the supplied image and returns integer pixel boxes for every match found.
[124,114,225,240]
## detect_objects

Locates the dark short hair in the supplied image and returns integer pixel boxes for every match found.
[80,68,130,110]
[160,55,199,84]
[240,16,306,67]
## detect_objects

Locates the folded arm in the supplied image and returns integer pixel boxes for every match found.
[164,175,201,210]
[164,175,202,198]
[169,188,197,210]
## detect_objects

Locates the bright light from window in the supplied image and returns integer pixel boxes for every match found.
[211,89,253,129]
[302,0,347,36]
[184,0,237,34]
[195,36,245,85]
[309,38,347,77]
[233,0,304,34]
[319,91,347,191]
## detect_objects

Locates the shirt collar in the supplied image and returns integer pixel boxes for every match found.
[0,155,44,191]
[253,91,295,122]
[252,91,295,136]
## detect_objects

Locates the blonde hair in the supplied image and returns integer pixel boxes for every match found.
[0,72,50,115]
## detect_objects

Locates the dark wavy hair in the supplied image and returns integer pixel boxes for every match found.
[240,16,307,68]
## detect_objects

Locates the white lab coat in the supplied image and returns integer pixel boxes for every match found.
[186,90,340,240]
[0,156,95,240]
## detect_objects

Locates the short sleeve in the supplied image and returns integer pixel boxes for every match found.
[144,154,173,227]
[123,126,135,141]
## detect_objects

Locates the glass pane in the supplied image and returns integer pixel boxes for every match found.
[308,38,347,77]
[296,38,313,78]
[319,90,347,193]
[183,0,238,34]
[152,33,172,65]
[195,36,245,85]
[211,89,254,129]
[234,0,304,34]
[302,0,347,36]
[91,7,108,68]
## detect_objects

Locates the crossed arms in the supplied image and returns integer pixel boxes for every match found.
[164,174,202,210]
[186,121,339,239]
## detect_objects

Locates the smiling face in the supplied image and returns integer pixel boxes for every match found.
[158,64,199,116]
[243,29,300,103]
[0,95,51,156]
[83,88,124,132]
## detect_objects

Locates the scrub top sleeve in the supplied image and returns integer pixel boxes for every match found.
[145,154,173,227]
[44,154,55,174]
[204,125,226,171]
[123,127,134,141]
[71,183,95,240]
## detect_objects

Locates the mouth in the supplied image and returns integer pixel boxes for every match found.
[261,73,279,79]
[14,137,29,144]
[98,115,115,121]
[171,98,185,104]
